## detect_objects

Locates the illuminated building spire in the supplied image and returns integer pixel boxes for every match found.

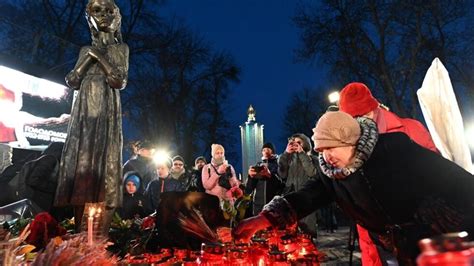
[247,105,256,122]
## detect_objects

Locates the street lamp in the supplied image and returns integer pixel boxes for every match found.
[328,91,340,104]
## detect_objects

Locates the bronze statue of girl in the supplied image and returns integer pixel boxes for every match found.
[54,0,129,233]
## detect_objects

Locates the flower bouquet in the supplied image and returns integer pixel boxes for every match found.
[107,212,157,257]
[221,186,252,229]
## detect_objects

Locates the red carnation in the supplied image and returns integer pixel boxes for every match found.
[141,216,156,230]
[26,212,66,250]
[226,186,243,200]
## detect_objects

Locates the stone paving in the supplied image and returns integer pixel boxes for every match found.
[315,226,362,265]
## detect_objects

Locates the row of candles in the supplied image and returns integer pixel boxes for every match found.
[125,228,326,265]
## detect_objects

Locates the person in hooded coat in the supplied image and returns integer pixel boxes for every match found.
[117,171,147,219]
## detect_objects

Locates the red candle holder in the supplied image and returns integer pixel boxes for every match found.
[197,242,226,265]
[280,234,298,254]
[249,237,269,265]
[227,248,251,266]
[417,232,474,266]
[174,248,189,260]
[268,250,288,265]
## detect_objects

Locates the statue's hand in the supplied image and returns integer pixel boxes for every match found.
[87,47,102,60]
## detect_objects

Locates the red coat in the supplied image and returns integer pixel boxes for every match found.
[376,108,438,153]
[358,108,438,266]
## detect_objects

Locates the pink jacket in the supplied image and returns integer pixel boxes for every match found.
[201,163,240,200]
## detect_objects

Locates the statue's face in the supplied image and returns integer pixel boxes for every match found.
[88,0,117,33]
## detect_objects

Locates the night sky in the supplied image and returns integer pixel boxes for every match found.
[160,0,328,154]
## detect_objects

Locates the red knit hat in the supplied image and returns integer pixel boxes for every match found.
[339,82,379,117]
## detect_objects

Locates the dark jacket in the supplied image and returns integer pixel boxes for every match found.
[123,155,155,190]
[188,168,205,192]
[118,172,147,219]
[278,133,474,263]
[171,170,193,191]
[6,142,63,211]
[245,155,284,215]
[277,149,319,236]
[145,175,185,212]
[278,151,318,193]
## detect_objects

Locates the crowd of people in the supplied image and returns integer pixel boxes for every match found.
[1,81,473,265]
[118,140,293,223]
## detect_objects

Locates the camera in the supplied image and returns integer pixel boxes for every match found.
[251,163,270,179]
[252,164,264,172]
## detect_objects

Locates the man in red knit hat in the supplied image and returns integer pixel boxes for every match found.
[339,82,438,265]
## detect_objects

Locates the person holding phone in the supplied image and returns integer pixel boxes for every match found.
[245,143,284,215]
[278,133,319,238]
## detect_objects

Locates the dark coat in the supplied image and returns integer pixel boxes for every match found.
[172,170,194,191]
[117,172,147,219]
[278,150,319,236]
[188,168,205,192]
[245,155,284,215]
[6,143,63,211]
[145,175,185,212]
[278,151,318,192]
[284,133,474,262]
[7,154,59,211]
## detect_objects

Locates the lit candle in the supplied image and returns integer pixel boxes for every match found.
[299,247,307,256]
[88,207,96,245]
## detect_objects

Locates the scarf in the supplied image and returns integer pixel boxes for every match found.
[170,168,185,180]
[318,117,378,179]
[211,157,225,166]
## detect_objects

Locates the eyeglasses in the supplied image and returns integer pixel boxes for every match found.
[173,163,184,166]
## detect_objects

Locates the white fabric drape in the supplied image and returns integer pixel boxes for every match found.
[417,58,473,173]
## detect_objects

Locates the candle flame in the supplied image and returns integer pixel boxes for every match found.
[89,207,96,217]
[97,207,102,215]
[258,258,265,266]
[299,247,307,256]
